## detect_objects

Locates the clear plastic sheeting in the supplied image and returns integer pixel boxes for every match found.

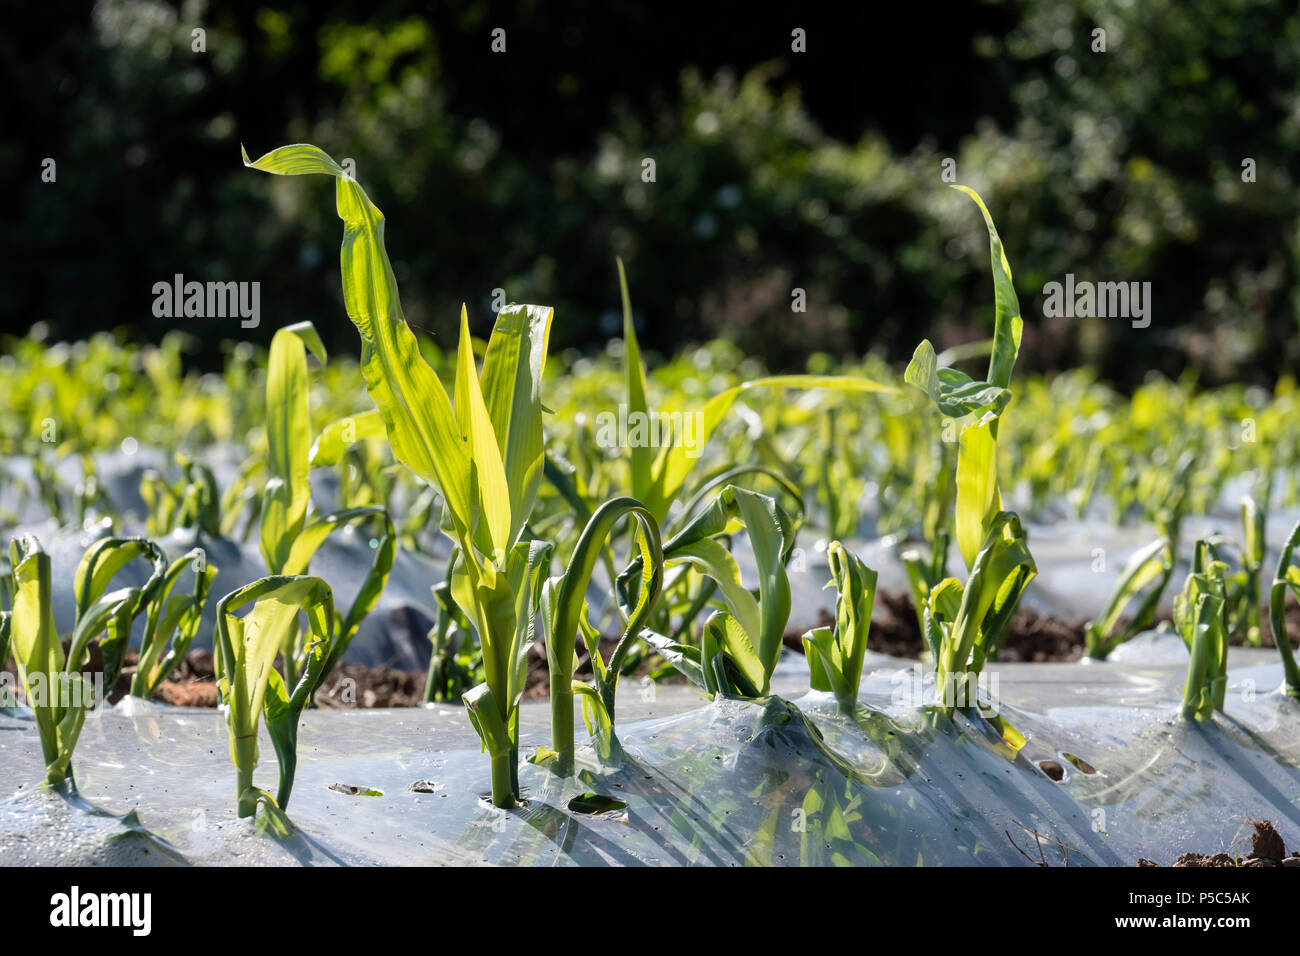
[2,652,1296,866]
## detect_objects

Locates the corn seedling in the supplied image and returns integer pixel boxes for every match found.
[129,548,217,697]
[801,541,877,715]
[900,400,959,642]
[1225,490,1267,646]
[252,321,396,691]
[213,574,335,828]
[140,455,223,539]
[1176,540,1230,720]
[1267,515,1300,699]
[64,536,218,704]
[612,258,892,527]
[5,536,94,787]
[904,187,1036,743]
[923,513,1036,728]
[552,260,874,680]
[1083,538,1174,659]
[0,561,11,682]
[244,143,556,808]
[641,484,796,698]
[900,529,952,651]
[421,579,475,704]
[540,497,663,771]
[66,537,169,689]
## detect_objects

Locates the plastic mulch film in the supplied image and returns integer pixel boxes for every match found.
[2,651,1297,866]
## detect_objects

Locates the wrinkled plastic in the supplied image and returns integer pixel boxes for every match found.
[2,650,1296,866]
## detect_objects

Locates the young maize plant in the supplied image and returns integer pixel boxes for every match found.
[640,484,797,699]
[244,143,556,808]
[62,536,217,701]
[1176,540,1230,721]
[5,536,93,787]
[0,562,11,685]
[25,455,116,532]
[801,541,877,715]
[609,257,890,529]
[251,320,396,692]
[140,455,223,539]
[1083,537,1174,659]
[900,438,955,646]
[421,580,474,704]
[1267,515,1300,699]
[64,537,169,690]
[532,261,846,695]
[213,574,335,829]
[904,186,1037,740]
[1222,489,1267,646]
[130,548,216,697]
[540,497,663,772]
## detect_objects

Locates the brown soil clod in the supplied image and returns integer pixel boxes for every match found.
[1249,819,1286,861]
[1143,820,1294,866]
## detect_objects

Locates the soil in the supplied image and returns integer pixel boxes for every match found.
[1137,821,1300,867]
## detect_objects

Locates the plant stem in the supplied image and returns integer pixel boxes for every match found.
[489,751,517,809]
[234,735,259,817]
[550,663,574,775]
[422,654,442,703]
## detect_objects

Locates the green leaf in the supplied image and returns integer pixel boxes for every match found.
[454,305,513,562]
[700,610,764,697]
[463,682,512,759]
[638,629,706,689]
[905,340,1012,419]
[73,537,162,620]
[244,143,474,541]
[1268,516,1300,696]
[663,538,763,641]
[617,258,655,503]
[1084,538,1173,659]
[940,513,1037,685]
[8,535,79,784]
[481,304,555,545]
[950,185,1023,389]
[646,374,895,520]
[68,537,168,683]
[281,507,398,686]
[261,321,326,574]
[505,538,554,712]
[802,627,839,698]
[955,413,1001,571]
[662,485,795,695]
[804,541,877,709]
[309,409,385,467]
[567,792,628,814]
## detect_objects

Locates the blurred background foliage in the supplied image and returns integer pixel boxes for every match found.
[4,0,1300,388]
